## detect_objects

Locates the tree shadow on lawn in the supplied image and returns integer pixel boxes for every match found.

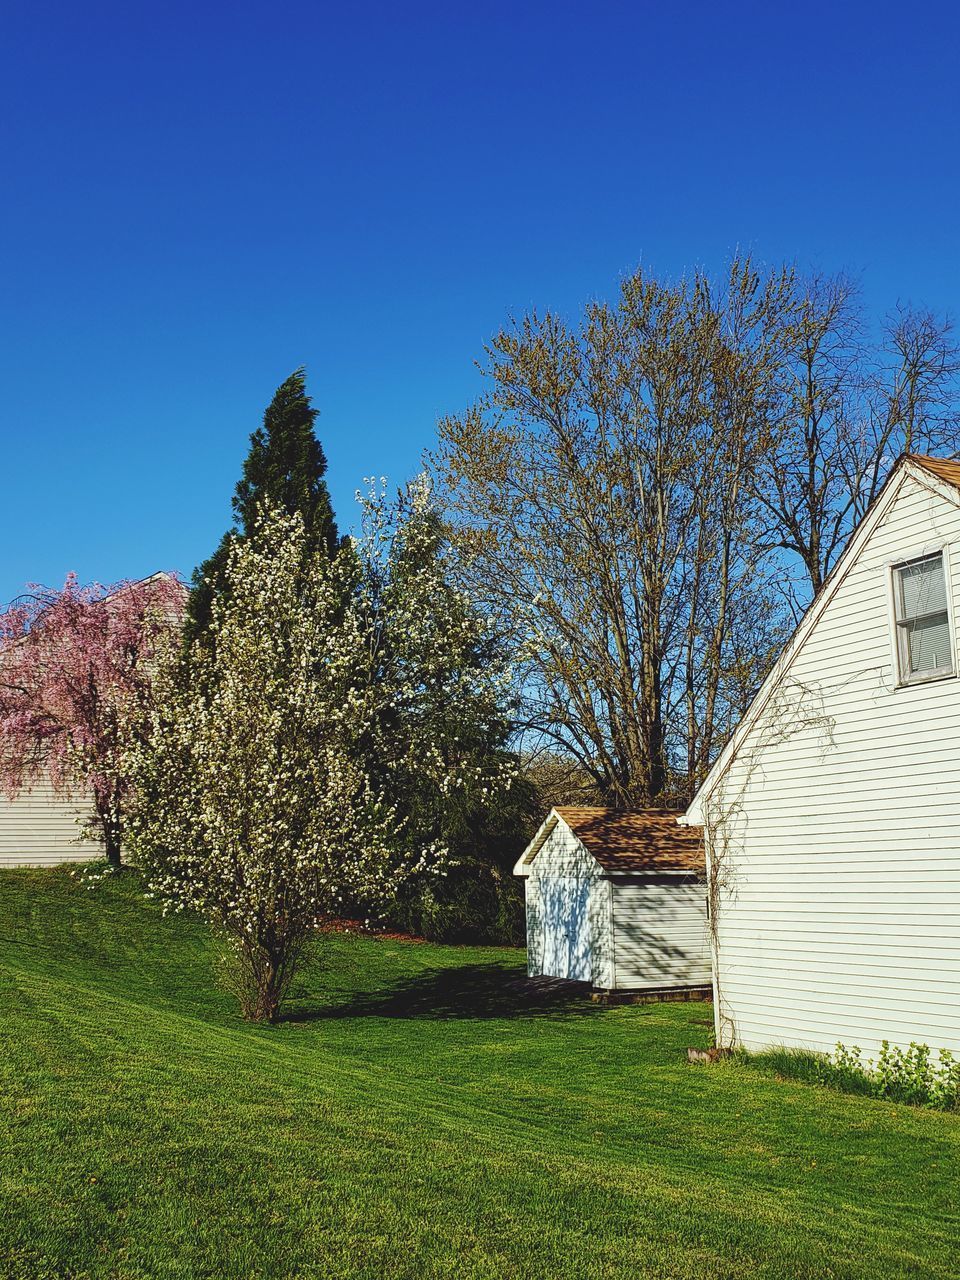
[284,962,601,1022]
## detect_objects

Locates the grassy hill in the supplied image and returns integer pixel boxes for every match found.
[1,868,958,1279]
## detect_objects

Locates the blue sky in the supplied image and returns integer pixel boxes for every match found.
[1,0,958,602]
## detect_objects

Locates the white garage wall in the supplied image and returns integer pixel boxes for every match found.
[0,772,102,868]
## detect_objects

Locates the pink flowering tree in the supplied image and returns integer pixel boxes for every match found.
[0,572,186,868]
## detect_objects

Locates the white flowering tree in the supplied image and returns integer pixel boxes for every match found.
[127,507,432,1022]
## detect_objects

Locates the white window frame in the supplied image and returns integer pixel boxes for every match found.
[889,547,956,687]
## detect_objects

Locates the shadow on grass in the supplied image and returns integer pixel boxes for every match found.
[284,962,600,1022]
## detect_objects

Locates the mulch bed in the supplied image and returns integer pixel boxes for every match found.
[318,916,429,944]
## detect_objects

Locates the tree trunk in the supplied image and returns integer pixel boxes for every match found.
[247,974,281,1024]
[103,819,122,869]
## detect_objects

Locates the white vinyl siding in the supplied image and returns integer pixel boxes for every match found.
[699,466,960,1056]
[892,552,953,681]
[0,772,102,867]
[610,877,711,989]
[523,822,613,986]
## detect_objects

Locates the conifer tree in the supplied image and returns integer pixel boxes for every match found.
[187,368,338,638]
[355,477,534,942]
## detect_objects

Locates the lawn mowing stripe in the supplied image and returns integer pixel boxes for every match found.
[3,959,957,1274]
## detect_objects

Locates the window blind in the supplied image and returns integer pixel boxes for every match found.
[894,553,952,679]
[904,613,952,673]
[898,556,949,617]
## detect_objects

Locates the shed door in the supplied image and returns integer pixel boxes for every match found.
[535,875,592,982]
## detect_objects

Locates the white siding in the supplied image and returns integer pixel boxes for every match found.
[524,822,613,986]
[703,467,960,1056]
[611,877,711,990]
[0,772,102,867]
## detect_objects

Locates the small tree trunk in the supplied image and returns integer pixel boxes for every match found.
[240,937,298,1023]
[102,817,122,869]
[250,979,281,1024]
[104,835,121,869]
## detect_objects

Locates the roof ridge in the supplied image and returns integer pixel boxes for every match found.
[554,805,685,814]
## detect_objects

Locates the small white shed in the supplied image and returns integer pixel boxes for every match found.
[514,807,711,993]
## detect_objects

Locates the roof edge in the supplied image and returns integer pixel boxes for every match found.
[512,808,563,876]
[684,455,945,825]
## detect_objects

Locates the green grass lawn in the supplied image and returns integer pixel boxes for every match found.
[1,869,958,1280]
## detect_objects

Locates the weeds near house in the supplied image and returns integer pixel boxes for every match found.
[746,1040,960,1110]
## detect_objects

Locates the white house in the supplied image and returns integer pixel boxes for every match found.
[683,453,960,1057]
[0,778,102,868]
[514,807,711,993]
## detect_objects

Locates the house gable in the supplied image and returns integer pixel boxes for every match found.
[686,457,960,1055]
[685,456,960,826]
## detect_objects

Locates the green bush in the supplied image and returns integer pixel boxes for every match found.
[745,1040,960,1110]
[391,858,525,946]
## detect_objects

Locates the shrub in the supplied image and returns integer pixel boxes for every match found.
[392,860,525,946]
[827,1041,960,1109]
[748,1040,960,1110]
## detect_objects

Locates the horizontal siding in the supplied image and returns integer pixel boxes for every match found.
[722,997,960,1040]
[611,880,711,990]
[728,855,960,875]
[0,774,102,867]
[709,468,960,1057]
[718,958,960,984]
[724,900,960,914]
[528,822,603,881]
[719,926,959,948]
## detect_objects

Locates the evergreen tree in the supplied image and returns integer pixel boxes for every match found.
[187,368,338,639]
[356,477,535,942]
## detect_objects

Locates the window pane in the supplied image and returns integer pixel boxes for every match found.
[904,610,952,673]
[898,556,948,618]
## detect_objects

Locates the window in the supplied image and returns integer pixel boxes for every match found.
[892,552,954,683]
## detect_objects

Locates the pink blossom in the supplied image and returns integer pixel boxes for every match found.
[0,571,186,865]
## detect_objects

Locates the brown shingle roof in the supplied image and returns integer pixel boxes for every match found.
[553,807,704,874]
[909,454,960,490]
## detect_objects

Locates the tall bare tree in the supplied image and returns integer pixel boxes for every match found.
[433,260,792,806]
[756,278,960,609]
[436,259,960,805]
[677,261,795,779]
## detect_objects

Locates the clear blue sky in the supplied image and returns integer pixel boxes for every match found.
[1,0,958,603]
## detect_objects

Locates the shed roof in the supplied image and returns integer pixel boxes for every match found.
[515,807,704,876]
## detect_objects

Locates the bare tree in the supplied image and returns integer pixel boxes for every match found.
[676,261,795,781]
[433,260,792,806]
[756,278,960,609]
[434,259,960,805]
